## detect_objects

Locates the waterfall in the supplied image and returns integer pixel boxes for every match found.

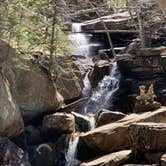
[82,70,91,97]
[87,114,96,130]
[65,136,79,166]
[83,62,121,114]
[69,23,90,57]
[68,23,95,71]
[65,23,121,165]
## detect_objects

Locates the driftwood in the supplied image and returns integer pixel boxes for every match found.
[83,29,138,34]
[58,97,89,113]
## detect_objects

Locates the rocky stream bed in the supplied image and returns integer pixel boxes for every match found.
[0,5,166,166]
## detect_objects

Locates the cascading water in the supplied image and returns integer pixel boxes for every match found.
[65,23,93,166]
[82,70,91,97]
[68,23,94,71]
[83,62,121,114]
[65,136,79,166]
[69,23,90,57]
[66,23,121,166]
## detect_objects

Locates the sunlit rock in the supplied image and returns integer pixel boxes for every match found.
[129,123,166,164]
[135,84,161,113]
[80,150,131,166]
[43,113,75,134]
[78,107,166,161]
[0,74,23,137]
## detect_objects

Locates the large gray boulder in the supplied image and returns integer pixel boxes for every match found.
[6,64,63,121]
[129,122,166,154]
[0,74,23,137]
[56,56,84,101]
[78,107,166,160]
[43,113,75,134]
[96,109,125,127]
[80,150,131,166]
[0,40,83,121]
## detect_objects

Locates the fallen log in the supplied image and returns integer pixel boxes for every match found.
[84,29,138,34]
[58,97,89,113]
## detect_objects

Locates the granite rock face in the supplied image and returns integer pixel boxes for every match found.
[43,113,75,134]
[78,107,166,160]
[80,150,131,166]
[95,109,125,127]
[0,74,23,138]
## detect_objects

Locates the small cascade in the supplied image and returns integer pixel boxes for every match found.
[82,70,91,97]
[68,23,96,71]
[65,135,79,166]
[83,63,121,114]
[68,23,91,57]
[66,23,121,165]
[87,114,96,130]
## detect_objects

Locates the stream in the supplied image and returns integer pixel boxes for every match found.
[66,23,121,166]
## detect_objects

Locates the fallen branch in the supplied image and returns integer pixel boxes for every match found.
[58,97,89,113]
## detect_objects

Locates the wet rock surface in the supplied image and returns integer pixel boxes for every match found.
[80,150,131,166]
[78,107,166,161]
[72,112,91,132]
[89,60,111,88]
[95,109,126,127]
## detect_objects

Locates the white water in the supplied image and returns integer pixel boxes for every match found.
[69,23,90,57]
[65,136,79,166]
[68,23,94,71]
[87,114,96,130]
[82,70,91,97]
[83,62,121,114]
[66,23,121,165]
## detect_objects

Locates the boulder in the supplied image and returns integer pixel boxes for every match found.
[4,62,64,121]
[0,137,30,165]
[161,153,166,166]
[129,122,166,155]
[78,107,166,160]
[43,113,75,134]
[0,74,23,137]
[89,60,111,88]
[80,150,131,166]
[96,109,126,127]
[0,40,63,122]
[55,56,83,101]
[135,100,161,113]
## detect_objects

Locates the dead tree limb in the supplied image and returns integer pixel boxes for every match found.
[87,0,116,58]
[58,97,89,113]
